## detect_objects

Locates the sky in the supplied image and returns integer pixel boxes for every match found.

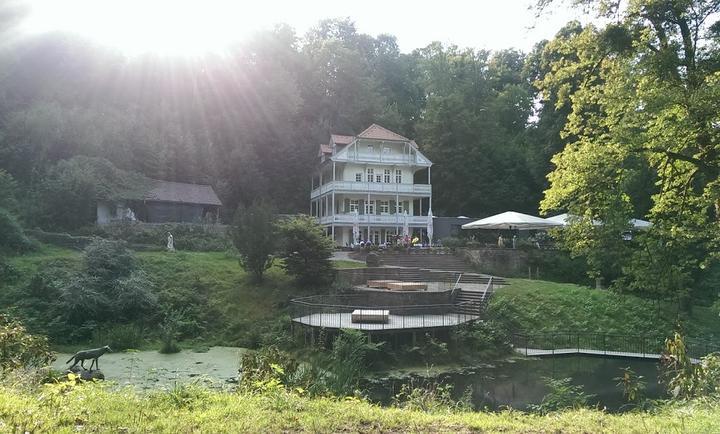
[16,0,592,55]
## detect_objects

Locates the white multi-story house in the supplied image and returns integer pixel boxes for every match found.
[310,124,432,246]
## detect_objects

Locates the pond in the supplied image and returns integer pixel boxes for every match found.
[365,355,666,412]
[53,348,667,411]
[52,347,244,390]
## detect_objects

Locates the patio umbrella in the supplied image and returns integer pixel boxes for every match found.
[548,213,652,229]
[461,211,564,230]
[630,218,652,230]
[352,211,360,245]
[403,211,410,237]
[427,208,434,246]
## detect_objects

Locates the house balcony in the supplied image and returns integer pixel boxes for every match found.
[310,181,431,199]
[342,152,428,165]
[318,213,430,226]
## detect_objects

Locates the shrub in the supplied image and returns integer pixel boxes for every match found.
[0,207,33,254]
[324,330,382,395]
[0,315,55,371]
[393,380,472,413]
[83,239,136,282]
[232,202,276,282]
[277,215,335,286]
[529,377,594,414]
[92,324,144,351]
[159,310,187,354]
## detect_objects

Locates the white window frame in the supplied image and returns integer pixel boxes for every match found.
[349,200,359,213]
[384,169,391,183]
[395,169,402,183]
[365,200,375,215]
[382,146,391,155]
[376,174,382,183]
[367,168,374,182]
[380,200,389,214]
[355,173,362,182]
[367,144,374,153]
[396,202,404,214]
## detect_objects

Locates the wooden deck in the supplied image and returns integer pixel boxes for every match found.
[515,347,700,364]
[293,312,478,331]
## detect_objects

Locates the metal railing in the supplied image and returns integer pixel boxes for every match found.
[310,181,431,198]
[290,294,480,331]
[512,332,720,360]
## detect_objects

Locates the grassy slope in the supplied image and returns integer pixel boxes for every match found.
[2,246,309,347]
[494,279,720,342]
[1,385,718,433]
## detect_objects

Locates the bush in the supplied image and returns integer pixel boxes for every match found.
[277,215,335,286]
[92,324,145,351]
[393,380,472,413]
[0,207,33,254]
[528,377,594,414]
[0,315,55,371]
[232,202,276,282]
[159,310,187,354]
[324,330,383,395]
[83,239,136,282]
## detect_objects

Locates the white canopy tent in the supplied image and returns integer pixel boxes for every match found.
[546,213,652,230]
[461,211,564,230]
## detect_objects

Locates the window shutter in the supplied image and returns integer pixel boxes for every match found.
[344,198,350,212]
[390,200,396,213]
[404,201,409,214]
[359,199,365,214]
[376,202,380,215]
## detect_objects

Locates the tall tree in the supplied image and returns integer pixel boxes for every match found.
[537,0,720,299]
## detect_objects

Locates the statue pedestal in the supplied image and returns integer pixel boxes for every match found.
[66,367,105,381]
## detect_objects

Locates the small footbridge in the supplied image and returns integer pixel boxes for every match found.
[513,332,720,363]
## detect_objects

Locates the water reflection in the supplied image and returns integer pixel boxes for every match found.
[367,356,666,412]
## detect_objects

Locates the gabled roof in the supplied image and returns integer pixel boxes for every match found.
[330,134,354,145]
[318,144,332,157]
[145,180,222,206]
[357,123,409,142]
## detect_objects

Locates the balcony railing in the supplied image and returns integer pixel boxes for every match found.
[334,151,430,165]
[310,181,431,198]
[318,213,430,226]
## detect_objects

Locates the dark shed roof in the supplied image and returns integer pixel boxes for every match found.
[144,180,222,206]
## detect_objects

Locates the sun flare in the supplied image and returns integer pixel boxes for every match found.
[22,0,267,55]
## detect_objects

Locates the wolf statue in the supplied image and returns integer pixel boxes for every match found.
[66,345,112,370]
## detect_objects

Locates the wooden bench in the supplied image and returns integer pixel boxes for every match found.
[366,279,402,289]
[385,282,427,291]
[351,309,390,323]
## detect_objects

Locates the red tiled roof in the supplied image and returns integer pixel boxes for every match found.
[330,134,354,145]
[318,144,332,155]
[356,123,409,141]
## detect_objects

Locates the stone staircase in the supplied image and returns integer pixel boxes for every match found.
[377,251,478,272]
[344,250,505,318]
[454,286,494,316]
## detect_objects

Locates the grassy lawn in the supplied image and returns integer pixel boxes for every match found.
[493,279,720,343]
[1,384,718,433]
